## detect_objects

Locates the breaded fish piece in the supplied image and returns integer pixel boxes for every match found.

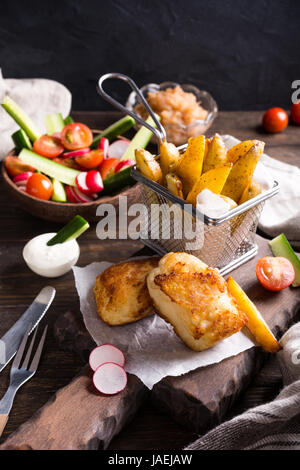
[94,257,160,326]
[147,253,247,351]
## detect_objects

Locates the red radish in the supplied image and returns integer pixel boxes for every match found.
[62,148,90,159]
[66,185,79,203]
[86,170,104,193]
[73,186,96,203]
[89,344,125,372]
[75,172,95,195]
[99,137,109,159]
[107,139,130,159]
[93,362,127,395]
[13,172,34,186]
[114,159,135,173]
[18,184,27,192]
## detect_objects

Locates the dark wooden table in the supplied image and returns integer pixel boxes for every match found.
[0,111,299,450]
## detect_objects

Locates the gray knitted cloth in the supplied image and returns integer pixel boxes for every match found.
[185,323,300,450]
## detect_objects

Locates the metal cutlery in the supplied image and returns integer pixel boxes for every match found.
[0,324,48,437]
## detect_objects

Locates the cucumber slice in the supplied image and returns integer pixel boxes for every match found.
[102,166,134,194]
[91,116,135,149]
[11,129,32,150]
[45,113,65,134]
[64,116,74,125]
[2,96,41,141]
[269,233,300,287]
[51,178,67,202]
[121,115,158,161]
[47,215,89,246]
[19,149,80,186]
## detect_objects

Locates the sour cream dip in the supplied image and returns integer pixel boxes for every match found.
[23,232,80,278]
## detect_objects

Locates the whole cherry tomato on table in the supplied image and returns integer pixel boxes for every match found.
[33,135,64,158]
[290,102,300,125]
[262,107,288,133]
[26,173,53,200]
[61,123,93,150]
[4,156,35,178]
[256,256,295,291]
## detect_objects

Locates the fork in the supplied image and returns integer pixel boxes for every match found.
[0,324,48,437]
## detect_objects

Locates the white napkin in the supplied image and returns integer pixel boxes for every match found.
[0,69,72,160]
[222,135,300,250]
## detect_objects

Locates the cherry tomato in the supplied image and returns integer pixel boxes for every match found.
[61,123,93,150]
[256,256,295,291]
[262,107,288,133]
[33,135,64,158]
[5,156,35,178]
[26,173,53,200]
[290,102,300,125]
[99,157,120,180]
[75,150,104,170]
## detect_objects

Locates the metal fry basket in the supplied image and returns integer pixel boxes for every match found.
[97,73,279,275]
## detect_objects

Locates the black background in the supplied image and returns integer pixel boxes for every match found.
[0,0,299,111]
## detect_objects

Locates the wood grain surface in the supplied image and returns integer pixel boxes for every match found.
[0,111,299,450]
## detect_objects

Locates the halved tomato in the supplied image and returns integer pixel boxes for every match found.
[99,157,119,180]
[5,156,35,178]
[256,256,295,291]
[53,157,82,170]
[33,135,64,158]
[61,123,93,150]
[75,150,104,169]
[26,173,53,200]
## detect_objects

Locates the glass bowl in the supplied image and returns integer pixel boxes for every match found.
[126,81,218,146]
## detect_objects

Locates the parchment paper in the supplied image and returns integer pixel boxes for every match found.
[73,260,255,389]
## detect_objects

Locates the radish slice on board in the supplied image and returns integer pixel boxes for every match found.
[62,148,90,159]
[99,137,109,159]
[107,139,130,159]
[89,344,125,371]
[86,170,104,193]
[114,159,135,173]
[93,362,127,395]
[13,172,34,186]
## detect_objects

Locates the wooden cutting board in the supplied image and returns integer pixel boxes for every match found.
[2,234,300,449]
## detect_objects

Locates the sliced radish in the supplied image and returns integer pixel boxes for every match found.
[99,137,109,159]
[66,185,79,203]
[73,186,96,203]
[107,139,130,159]
[86,170,104,193]
[89,344,125,372]
[114,159,135,173]
[13,172,34,186]
[75,172,95,195]
[62,148,90,159]
[93,362,127,395]
[19,184,27,192]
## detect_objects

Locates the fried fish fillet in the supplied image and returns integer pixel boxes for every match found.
[147,253,247,351]
[94,257,160,326]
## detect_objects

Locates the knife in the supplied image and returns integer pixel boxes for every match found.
[0,286,56,373]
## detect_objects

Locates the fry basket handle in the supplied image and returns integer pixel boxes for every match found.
[97,73,166,145]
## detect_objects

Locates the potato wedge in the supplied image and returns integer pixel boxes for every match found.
[165,173,184,198]
[221,141,264,202]
[227,140,258,164]
[135,148,162,184]
[227,276,280,353]
[186,163,232,206]
[159,141,182,178]
[239,179,262,204]
[202,133,227,172]
[176,135,205,196]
